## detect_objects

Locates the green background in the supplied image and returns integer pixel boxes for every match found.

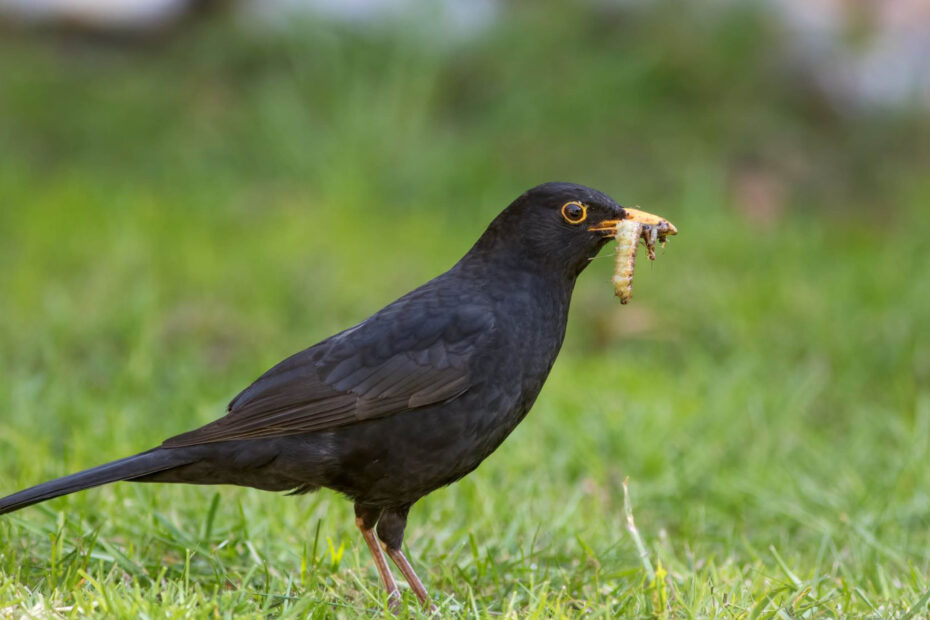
[1,3,928,617]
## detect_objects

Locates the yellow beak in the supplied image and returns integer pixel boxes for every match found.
[589,207,678,236]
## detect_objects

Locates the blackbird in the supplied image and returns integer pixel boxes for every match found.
[0,182,672,606]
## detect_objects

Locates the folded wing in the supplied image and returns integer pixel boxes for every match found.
[162,298,495,447]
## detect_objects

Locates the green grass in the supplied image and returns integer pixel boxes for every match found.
[1,4,930,617]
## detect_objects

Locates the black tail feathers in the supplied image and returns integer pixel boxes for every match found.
[0,448,189,515]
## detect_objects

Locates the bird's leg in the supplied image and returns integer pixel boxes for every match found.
[377,506,433,608]
[354,504,401,606]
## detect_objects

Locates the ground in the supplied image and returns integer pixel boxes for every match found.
[1,5,929,618]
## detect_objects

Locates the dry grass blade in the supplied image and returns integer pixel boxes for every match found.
[622,476,654,582]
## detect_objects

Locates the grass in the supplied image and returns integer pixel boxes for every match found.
[1,4,930,617]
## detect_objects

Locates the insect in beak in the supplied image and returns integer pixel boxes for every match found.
[589,207,678,239]
[591,207,678,304]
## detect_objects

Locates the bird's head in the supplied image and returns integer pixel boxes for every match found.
[470,182,674,279]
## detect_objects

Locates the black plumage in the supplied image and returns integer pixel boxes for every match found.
[0,182,638,606]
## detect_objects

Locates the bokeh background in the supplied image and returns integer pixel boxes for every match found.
[1,1,929,617]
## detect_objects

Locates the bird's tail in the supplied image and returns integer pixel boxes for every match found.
[0,448,190,515]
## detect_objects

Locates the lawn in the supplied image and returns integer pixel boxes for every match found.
[1,5,929,618]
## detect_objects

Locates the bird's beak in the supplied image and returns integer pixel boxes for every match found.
[588,207,678,237]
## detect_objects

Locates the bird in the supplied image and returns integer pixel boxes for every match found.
[0,182,673,608]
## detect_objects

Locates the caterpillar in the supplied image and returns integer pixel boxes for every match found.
[613,219,642,304]
[611,208,677,304]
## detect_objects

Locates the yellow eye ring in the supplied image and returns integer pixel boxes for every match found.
[561,201,587,224]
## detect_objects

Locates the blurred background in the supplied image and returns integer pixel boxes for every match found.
[0,0,929,616]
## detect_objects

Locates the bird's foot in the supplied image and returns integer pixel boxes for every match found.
[386,590,403,614]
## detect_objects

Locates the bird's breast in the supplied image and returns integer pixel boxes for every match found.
[324,271,573,506]
[466,273,571,432]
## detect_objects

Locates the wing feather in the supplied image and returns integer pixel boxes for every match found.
[162,299,494,447]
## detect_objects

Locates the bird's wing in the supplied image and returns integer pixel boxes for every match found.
[162,298,495,447]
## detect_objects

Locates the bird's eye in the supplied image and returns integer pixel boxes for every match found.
[561,201,587,224]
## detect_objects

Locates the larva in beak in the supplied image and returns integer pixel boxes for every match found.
[613,219,642,304]
[609,207,677,304]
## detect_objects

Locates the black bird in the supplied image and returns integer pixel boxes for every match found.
[0,182,672,606]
